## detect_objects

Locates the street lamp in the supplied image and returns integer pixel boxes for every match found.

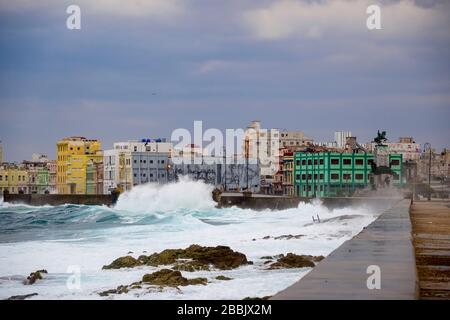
[424,142,432,201]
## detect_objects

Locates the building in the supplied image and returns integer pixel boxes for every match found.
[370,137,420,162]
[334,131,352,148]
[172,156,260,192]
[131,152,171,185]
[294,152,403,198]
[103,139,173,194]
[0,164,29,194]
[281,151,294,196]
[56,137,102,194]
[243,120,279,194]
[86,161,104,195]
[279,131,313,148]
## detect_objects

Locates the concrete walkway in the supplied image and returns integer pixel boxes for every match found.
[272,199,418,299]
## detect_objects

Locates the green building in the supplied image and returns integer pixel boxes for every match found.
[294,152,403,198]
[36,168,50,194]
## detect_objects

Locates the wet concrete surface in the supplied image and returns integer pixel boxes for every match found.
[272,199,418,299]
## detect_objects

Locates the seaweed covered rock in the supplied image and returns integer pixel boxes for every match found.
[142,269,207,287]
[23,270,48,285]
[268,253,324,269]
[142,245,248,270]
[102,256,141,270]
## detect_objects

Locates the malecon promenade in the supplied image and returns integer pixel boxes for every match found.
[272,199,450,300]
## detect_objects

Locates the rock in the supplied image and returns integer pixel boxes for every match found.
[274,234,304,240]
[6,293,38,300]
[23,270,47,285]
[172,261,210,272]
[102,256,141,269]
[268,253,324,269]
[262,236,270,240]
[142,269,207,287]
[215,275,233,281]
[243,296,271,300]
[260,256,273,260]
[141,245,248,270]
[99,285,130,296]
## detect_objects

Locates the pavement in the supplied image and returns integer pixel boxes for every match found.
[272,199,418,299]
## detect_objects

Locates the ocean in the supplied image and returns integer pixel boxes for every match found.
[0,178,381,299]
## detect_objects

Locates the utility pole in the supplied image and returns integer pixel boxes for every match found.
[245,137,249,191]
[424,142,432,201]
[223,145,227,191]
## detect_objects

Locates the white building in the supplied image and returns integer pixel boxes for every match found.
[334,131,352,148]
[103,139,173,194]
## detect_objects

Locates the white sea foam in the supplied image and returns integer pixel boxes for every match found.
[114,176,216,213]
[0,179,381,300]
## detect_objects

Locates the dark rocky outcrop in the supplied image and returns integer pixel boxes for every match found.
[268,253,324,269]
[215,275,233,281]
[141,269,207,287]
[243,296,271,300]
[6,293,38,300]
[111,245,249,271]
[102,256,140,270]
[99,285,130,297]
[23,270,47,285]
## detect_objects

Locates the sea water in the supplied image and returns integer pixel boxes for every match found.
[0,178,381,299]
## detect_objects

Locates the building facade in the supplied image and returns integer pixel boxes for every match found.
[103,140,173,194]
[294,152,403,198]
[370,137,420,162]
[172,157,260,193]
[334,131,352,148]
[56,137,102,194]
[0,164,29,194]
[279,131,313,148]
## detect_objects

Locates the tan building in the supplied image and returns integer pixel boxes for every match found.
[280,131,313,148]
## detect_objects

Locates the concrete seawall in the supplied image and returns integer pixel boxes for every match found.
[272,199,418,299]
[2,194,116,206]
[217,192,401,211]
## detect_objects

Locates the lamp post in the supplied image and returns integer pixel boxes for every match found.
[424,142,432,201]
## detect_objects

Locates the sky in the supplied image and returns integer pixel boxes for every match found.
[0,0,449,162]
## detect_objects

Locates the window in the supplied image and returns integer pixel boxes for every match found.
[296,174,301,180]
[150,160,153,164]
[314,174,318,180]
[331,158,339,165]
[343,174,351,180]
[134,160,137,164]
[296,160,300,166]
[355,174,364,180]
[331,173,339,180]
[368,159,374,165]
[314,160,318,165]
[355,159,364,165]
[301,174,306,180]
[308,174,312,180]
[390,159,400,166]
[161,160,165,164]
[319,174,324,180]
[319,159,324,165]
[301,160,306,165]
[343,159,351,165]
[307,160,312,165]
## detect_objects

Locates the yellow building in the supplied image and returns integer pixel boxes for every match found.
[56,137,102,194]
[0,165,29,194]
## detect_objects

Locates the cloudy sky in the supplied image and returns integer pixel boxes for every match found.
[0,0,449,161]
